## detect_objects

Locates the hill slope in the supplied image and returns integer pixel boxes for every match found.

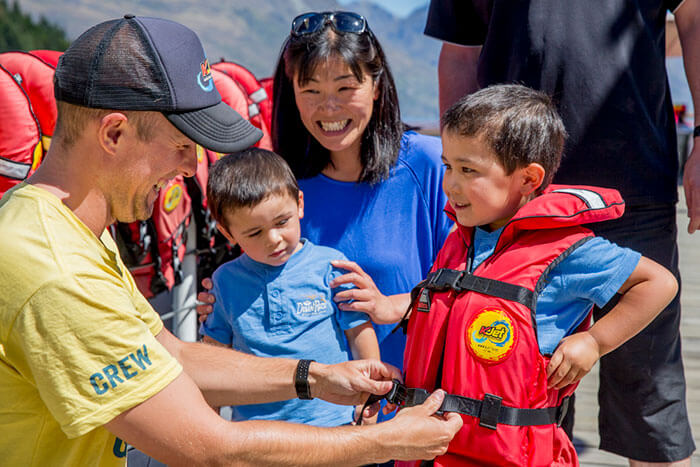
[13,0,440,121]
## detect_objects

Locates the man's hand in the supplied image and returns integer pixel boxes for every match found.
[196,277,215,323]
[684,144,700,233]
[330,260,408,324]
[546,331,601,390]
[381,390,463,461]
[309,359,400,406]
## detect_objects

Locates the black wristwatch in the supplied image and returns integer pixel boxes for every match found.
[694,125,700,138]
[295,359,315,400]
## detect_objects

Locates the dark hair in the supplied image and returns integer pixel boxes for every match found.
[442,84,567,190]
[206,148,299,225]
[271,15,403,184]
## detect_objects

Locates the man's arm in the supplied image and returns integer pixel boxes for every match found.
[675,0,700,233]
[105,370,463,466]
[157,328,398,408]
[437,43,482,117]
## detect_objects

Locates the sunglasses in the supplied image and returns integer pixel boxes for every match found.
[291,11,367,37]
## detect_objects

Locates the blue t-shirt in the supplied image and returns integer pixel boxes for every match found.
[200,239,369,426]
[299,131,452,370]
[472,226,641,354]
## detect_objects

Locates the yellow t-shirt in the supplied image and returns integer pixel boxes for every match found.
[0,184,183,466]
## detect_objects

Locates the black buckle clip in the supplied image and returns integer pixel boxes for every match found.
[556,396,570,427]
[364,379,407,407]
[479,393,502,430]
[427,269,464,291]
[384,379,408,406]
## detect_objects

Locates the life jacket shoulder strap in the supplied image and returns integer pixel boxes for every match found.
[396,268,535,334]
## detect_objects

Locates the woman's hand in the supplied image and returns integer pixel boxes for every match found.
[330,260,409,324]
[195,277,215,324]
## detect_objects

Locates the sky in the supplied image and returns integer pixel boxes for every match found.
[337,0,428,18]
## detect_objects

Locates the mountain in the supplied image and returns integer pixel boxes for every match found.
[12,0,440,122]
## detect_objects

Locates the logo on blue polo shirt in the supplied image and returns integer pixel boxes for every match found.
[295,297,330,317]
[197,58,214,92]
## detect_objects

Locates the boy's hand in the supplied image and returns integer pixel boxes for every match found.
[196,277,215,323]
[546,331,601,390]
[330,260,405,324]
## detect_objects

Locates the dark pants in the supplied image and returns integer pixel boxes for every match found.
[574,203,695,462]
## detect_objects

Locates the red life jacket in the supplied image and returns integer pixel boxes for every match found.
[212,60,273,149]
[0,51,57,148]
[0,63,43,198]
[400,185,624,467]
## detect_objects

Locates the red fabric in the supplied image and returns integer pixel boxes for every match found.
[259,76,274,127]
[29,49,62,67]
[130,177,192,298]
[0,51,57,138]
[212,61,273,150]
[401,185,624,466]
[0,65,42,198]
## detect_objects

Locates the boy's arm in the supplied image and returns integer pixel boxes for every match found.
[547,256,678,389]
[344,322,380,361]
[345,322,381,424]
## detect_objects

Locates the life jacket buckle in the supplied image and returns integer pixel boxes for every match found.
[427,268,464,291]
[384,379,409,406]
[478,393,502,430]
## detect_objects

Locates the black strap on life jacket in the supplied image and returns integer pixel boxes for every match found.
[395,268,536,334]
[418,268,536,309]
[357,380,570,430]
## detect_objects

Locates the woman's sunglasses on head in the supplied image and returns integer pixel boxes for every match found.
[291,11,367,37]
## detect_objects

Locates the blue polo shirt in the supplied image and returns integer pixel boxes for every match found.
[472,227,641,354]
[200,239,369,426]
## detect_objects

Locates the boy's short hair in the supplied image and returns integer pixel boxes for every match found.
[207,148,300,225]
[441,84,567,190]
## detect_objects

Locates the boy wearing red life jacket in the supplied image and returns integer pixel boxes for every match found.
[388,84,677,466]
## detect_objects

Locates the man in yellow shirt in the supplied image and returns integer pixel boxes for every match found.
[0,15,462,466]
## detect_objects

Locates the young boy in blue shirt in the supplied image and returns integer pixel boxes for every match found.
[200,148,379,427]
[334,85,678,466]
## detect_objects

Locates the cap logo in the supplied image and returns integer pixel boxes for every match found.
[197,59,214,92]
[466,307,516,364]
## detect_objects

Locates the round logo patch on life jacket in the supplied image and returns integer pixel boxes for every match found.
[466,307,516,364]
[163,184,183,212]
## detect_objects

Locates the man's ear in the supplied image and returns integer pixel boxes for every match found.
[98,112,129,155]
[216,223,237,246]
[520,162,546,196]
[297,190,304,220]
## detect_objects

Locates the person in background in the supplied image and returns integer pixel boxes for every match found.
[0,15,462,466]
[201,148,380,426]
[423,1,699,464]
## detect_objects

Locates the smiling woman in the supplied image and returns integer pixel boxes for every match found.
[266,11,453,388]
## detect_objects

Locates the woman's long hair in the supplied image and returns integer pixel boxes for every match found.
[271,18,403,184]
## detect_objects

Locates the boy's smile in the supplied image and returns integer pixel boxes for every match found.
[218,192,305,267]
[441,131,538,231]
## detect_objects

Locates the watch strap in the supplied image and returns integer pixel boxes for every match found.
[295,359,315,400]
